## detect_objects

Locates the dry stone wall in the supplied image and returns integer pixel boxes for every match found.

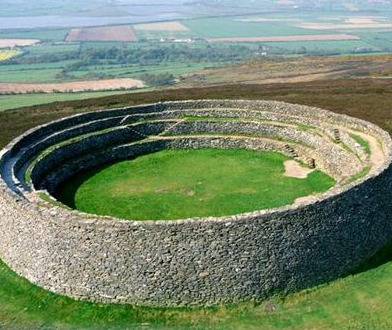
[0,99,392,307]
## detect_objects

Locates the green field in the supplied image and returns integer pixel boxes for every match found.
[0,28,69,42]
[25,43,80,55]
[179,14,392,55]
[356,31,392,49]
[0,60,78,84]
[0,47,216,81]
[56,149,334,220]
[1,60,74,72]
[71,62,219,80]
[184,18,322,38]
[0,58,217,84]
[0,67,61,83]
[265,39,373,54]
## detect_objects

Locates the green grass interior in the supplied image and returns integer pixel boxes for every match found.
[55,148,335,220]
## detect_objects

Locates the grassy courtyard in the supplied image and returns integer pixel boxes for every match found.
[56,149,334,220]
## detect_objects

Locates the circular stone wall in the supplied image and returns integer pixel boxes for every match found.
[0,99,392,306]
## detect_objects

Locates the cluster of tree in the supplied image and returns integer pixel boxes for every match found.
[8,43,261,68]
[10,52,78,65]
[73,44,260,68]
[139,73,174,87]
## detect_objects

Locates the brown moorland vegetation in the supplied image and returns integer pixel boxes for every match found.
[180,55,392,86]
[1,78,392,149]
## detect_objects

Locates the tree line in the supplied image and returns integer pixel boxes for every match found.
[8,43,262,68]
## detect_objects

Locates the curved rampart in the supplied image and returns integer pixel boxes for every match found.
[0,99,392,306]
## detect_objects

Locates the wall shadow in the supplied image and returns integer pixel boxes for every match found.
[53,162,115,209]
[348,232,392,276]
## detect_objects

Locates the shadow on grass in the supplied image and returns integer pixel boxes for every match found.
[349,233,392,275]
[53,164,113,209]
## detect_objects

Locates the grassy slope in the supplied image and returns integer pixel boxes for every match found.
[56,149,334,220]
[1,78,392,328]
[1,257,392,330]
[0,57,216,84]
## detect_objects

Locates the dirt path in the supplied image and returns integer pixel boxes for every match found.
[346,128,385,170]
[284,160,314,179]
[242,69,354,85]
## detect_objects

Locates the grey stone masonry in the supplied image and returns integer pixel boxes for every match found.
[0,99,391,307]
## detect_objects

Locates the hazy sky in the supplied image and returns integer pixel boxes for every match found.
[0,0,195,28]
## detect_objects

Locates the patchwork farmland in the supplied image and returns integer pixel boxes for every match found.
[0,0,392,111]
[66,25,137,42]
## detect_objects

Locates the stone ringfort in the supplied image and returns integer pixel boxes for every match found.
[0,99,392,306]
